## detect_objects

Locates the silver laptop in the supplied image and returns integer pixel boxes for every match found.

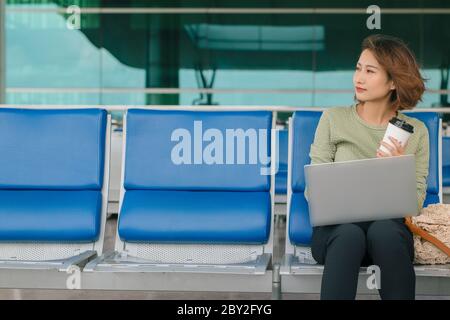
[304,154,419,227]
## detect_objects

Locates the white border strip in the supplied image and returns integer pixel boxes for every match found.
[2,104,450,113]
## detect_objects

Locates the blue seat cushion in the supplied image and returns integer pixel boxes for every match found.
[0,190,102,242]
[289,192,313,245]
[0,108,106,190]
[118,190,271,244]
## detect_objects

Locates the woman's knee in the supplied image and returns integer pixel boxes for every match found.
[367,220,405,243]
[327,223,366,255]
[312,224,366,264]
[367,220,414,257]
[329,224,366,247]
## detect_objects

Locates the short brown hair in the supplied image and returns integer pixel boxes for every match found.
[360,34,426,110]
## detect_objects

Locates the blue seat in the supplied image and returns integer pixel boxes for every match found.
[118,109,273,244]
[119,190,270,244]
[288,110,441,246]
[275,129,288,195]
[0,190,101,242]
[0,108,107,243]
[288,111,322,246]
[405,112,441,207]
[84,109,274,293]
[443,136,450,187]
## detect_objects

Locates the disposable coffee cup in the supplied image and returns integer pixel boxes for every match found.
[379,117,414,156]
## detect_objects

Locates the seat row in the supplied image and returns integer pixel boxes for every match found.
[0,107,448,296]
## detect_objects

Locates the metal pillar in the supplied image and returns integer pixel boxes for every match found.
[145,14,179,105]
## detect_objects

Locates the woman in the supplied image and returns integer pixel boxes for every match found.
[309,34,429,300]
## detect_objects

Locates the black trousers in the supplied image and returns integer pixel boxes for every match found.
[311,218,415,300]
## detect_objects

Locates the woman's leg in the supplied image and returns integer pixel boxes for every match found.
[366,219,415,300]
[311,223,367,300]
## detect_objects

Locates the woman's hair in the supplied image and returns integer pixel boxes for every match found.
[359,34,426,110]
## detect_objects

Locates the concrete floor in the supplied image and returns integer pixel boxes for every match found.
[0,205,448,300]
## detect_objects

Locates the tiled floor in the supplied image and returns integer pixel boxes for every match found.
[0,208,448,300]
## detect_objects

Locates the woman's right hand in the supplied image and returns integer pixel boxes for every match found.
[377,136,407,158]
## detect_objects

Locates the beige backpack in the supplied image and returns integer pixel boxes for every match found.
[405,204,450,265]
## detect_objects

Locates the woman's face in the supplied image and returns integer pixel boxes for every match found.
[353,49,395,103]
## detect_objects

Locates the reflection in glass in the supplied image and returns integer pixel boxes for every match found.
[3,1,450,109]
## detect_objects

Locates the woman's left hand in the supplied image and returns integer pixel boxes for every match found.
[377,136,407,157]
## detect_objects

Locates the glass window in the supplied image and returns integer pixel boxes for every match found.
[2,0,450,110]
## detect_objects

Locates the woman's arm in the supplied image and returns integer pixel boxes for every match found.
[415,125,430,211]
[309,111,336,165]
[305,111,336,201]
[377,121,429,212]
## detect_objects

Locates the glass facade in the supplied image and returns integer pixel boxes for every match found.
[1,0,450,118]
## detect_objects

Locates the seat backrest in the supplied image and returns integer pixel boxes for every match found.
[275,129,288,194]
[291,111,323,193]
[291,111,441,199]
[404,112,441,200]
[443,137,450,167]
[442,136,450,187]
[288,110,441,247]
[278,129,288,172]
[124,109,273,192]
[0,108,107,190]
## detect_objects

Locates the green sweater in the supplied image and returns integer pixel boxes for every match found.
[306,104,430,212]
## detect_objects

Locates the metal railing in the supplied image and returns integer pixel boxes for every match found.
[2,104,450,113]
